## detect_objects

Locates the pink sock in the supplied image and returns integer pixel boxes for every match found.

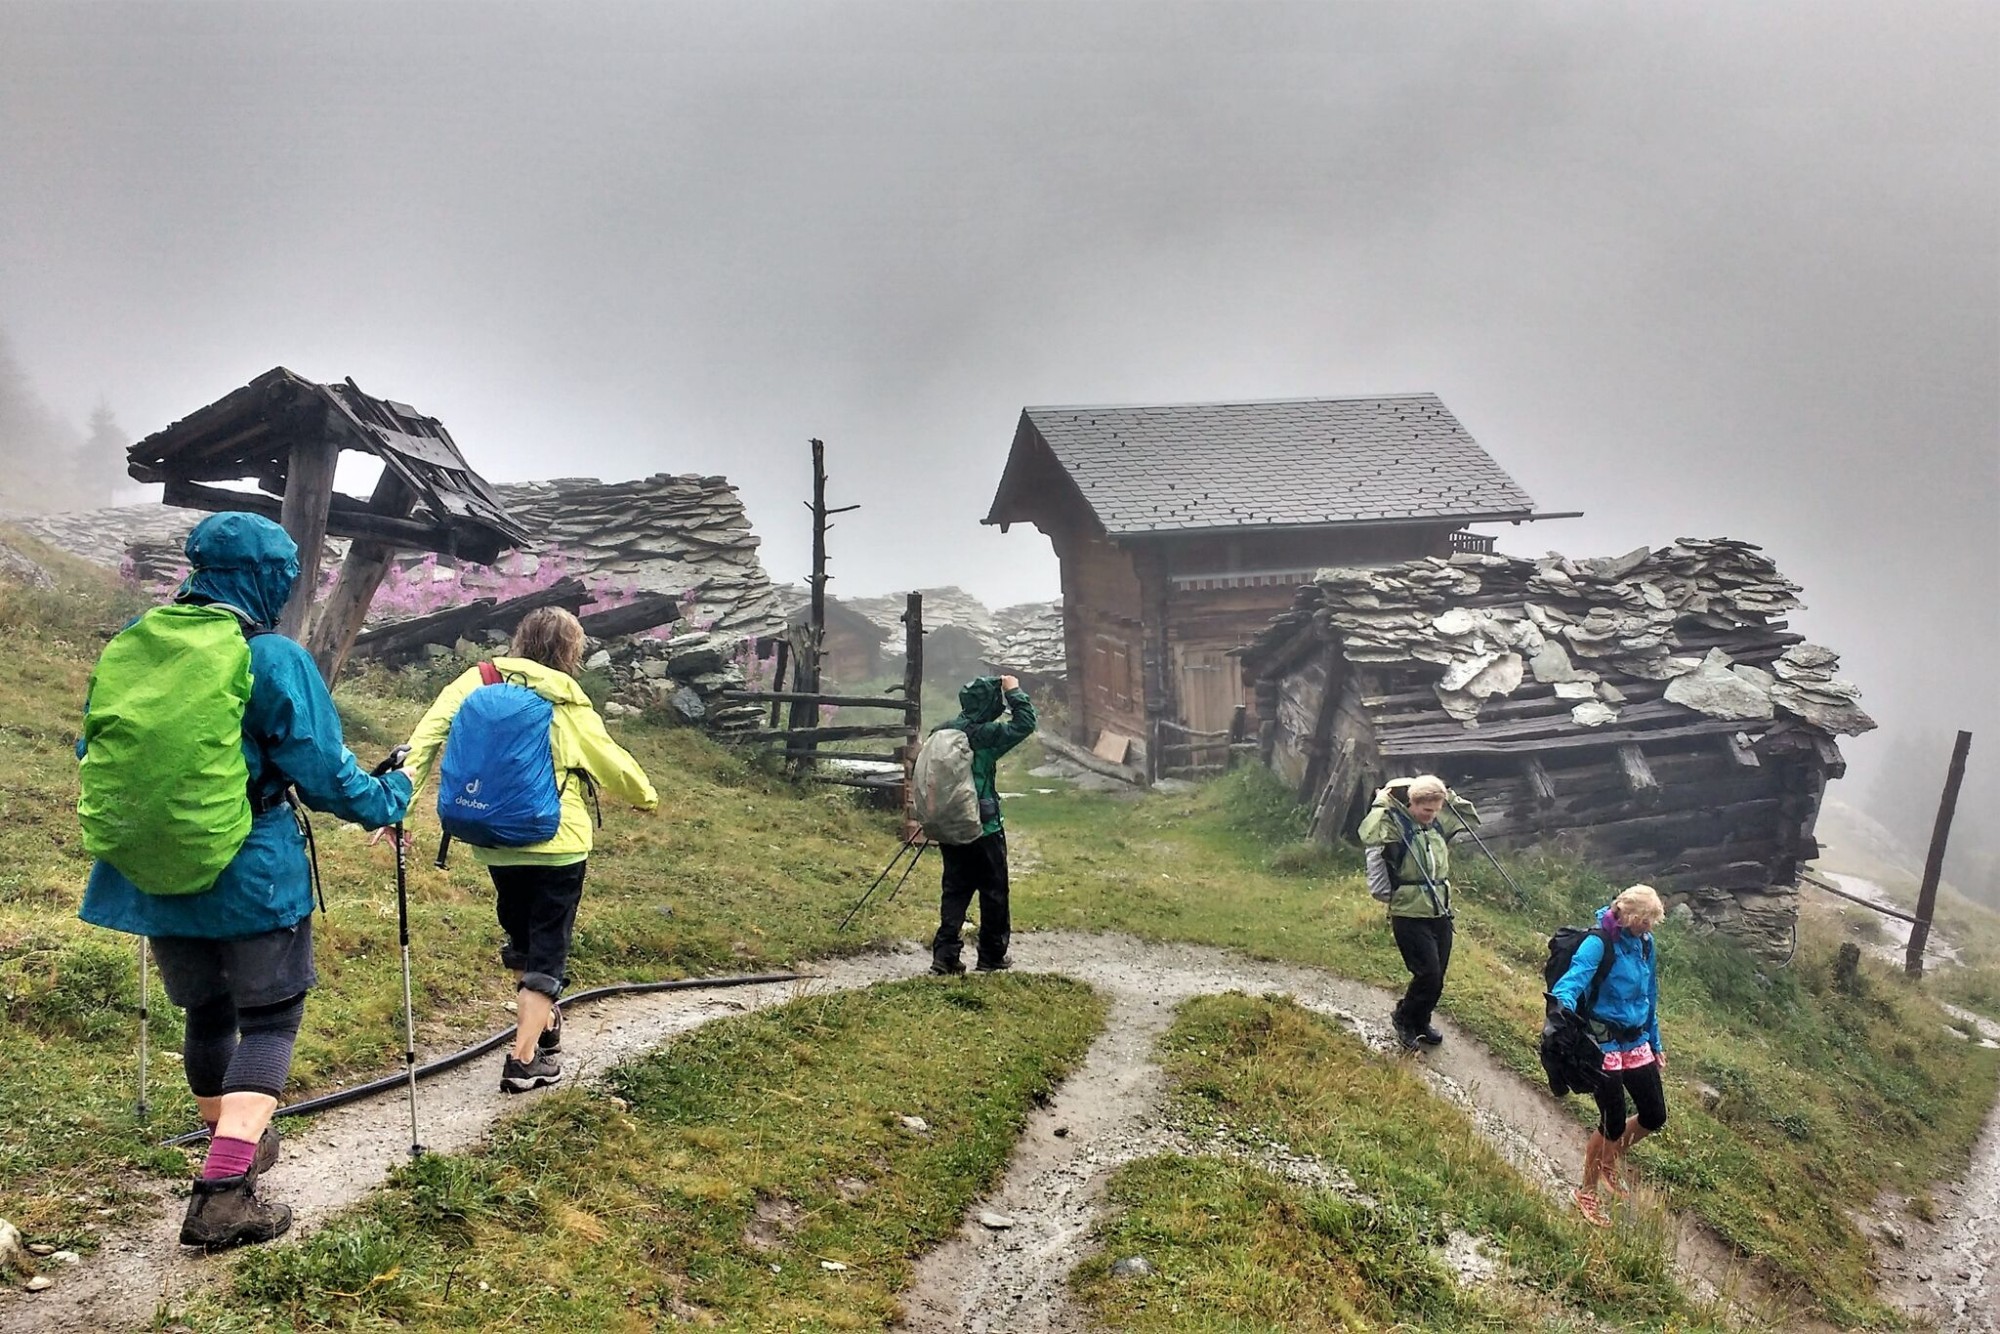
[200,1135,259,1181]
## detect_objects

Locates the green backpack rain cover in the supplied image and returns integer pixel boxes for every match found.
[79,603,257,896]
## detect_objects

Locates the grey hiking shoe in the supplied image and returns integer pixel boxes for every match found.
[974,955,1012,973]
[501,1051,562,1094]
[1417,1025,1444,1046]
[180,1174,293,1250]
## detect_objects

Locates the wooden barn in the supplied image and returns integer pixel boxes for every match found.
[1239,541,1876,955]
[982,395,1558,777]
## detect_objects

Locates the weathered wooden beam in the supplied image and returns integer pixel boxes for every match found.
[1617,744,1659,799]
[307,466,418,684]
[277,433,340,640]
[1722,732,1762,767]
[782,749,907,764]
[767,725,913,744]
[1907,731,1973,976]
[1523,755,1558,804]
[163,478,458,552]
[1384,716,1760,756]
[721,691,918,712]
[575,594,684,640]
[348,578,590,663]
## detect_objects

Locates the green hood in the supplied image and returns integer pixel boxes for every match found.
[949,677,1005,729]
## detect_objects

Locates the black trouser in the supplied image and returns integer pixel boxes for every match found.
[489,861,589,998]
[934,830,1010,967]
[1594,1059,1669,1139]
[1390,913,1454,1032]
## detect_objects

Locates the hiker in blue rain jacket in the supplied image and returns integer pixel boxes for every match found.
[929,674,1037,975]
[78,511,411,1250]
[1550,884,1669,1227]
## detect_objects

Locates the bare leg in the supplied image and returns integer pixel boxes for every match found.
[1581,1131,1608,1193]
[212,1091,279,1145]
[512,989,555,1063]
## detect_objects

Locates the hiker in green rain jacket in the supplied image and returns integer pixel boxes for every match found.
[1357,774,1480,1050]
[929,675,1037,975]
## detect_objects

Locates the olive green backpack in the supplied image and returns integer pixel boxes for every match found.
[78,603,262,895]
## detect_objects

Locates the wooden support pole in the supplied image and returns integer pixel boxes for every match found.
[902,592,924,839]
[277,431,340,640]
[768,640,790,729]
[1906,730,1973,977]
[307,467,418,684]
[787,439,831,772]
[1523,755,1558,804]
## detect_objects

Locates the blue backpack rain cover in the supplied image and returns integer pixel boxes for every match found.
[436,665,563,848]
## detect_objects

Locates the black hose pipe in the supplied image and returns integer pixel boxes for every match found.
[162,970,809,1147]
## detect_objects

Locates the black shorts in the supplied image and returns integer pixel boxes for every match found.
[490,861,588,999]
[150,919,317,1011]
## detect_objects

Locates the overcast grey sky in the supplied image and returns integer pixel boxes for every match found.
[3,0,1995,814]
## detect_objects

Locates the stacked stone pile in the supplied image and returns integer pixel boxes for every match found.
[588,630,768,734]
[490,476,784,641]
[847,586,1001,658]
[1286,540,1870,736]
[992,600,1066,679]
[17,475,784,645]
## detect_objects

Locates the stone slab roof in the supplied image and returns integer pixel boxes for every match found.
[991,394,1537,536]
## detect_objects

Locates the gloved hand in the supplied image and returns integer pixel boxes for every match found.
[370,745,411,777]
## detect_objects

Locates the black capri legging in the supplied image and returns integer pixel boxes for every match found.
[1595,1060,1669,1139]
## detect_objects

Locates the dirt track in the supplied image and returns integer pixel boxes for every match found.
[2,931,1985,1332]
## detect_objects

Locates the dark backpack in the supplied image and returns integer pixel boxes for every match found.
[435,663,565,848]
[1537,925,1619,1098]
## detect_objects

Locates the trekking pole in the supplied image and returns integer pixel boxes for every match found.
[135,937,150,1125]
[878,839,930,908]
[372,746,422,1158]
[836,844,916,928]
[1461,822,1526,901]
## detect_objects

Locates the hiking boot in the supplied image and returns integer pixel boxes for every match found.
[538,1005,563,1055]
[252,1124,281,1176]
[974,955,1012,973]
[500,1051,562,1094]
[1391,1018,1422,1051]
[929,954,966,977]
[180,1174,293,1250]
[1417,1026,1445,1047]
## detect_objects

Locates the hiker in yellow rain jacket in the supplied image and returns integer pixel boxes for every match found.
[397,608,658,1094]
[1357,774,1479,1052]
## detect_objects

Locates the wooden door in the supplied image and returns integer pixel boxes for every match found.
[1173,643,1245,735]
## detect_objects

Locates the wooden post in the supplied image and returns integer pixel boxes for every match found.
[1906,730,1973,977]
[767,639,791,729]
[784,439,860,773]
[787,441,829,771]
[276,430,340,640]
[306,468,418,684]
[901,592,924,839]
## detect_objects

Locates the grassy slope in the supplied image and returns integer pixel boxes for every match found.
[1075,994,1717,1333]
[1,554,1995,1325]
[176,975,1106,1331]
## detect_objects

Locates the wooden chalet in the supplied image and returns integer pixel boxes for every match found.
[125,367,529,680]
[1239,541,1876,955]
[983,395,1558,777]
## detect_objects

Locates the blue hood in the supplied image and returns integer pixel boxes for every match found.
[178,512,301,628]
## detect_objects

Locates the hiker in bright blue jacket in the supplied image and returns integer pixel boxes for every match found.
[1550,884,1669,1227]
[78,511,411,1249]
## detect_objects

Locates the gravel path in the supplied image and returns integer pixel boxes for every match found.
[3,929,1952,1332]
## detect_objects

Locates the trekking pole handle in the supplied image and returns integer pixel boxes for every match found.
[371,745,411,777]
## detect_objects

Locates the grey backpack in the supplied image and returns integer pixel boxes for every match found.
[911,729,983,844]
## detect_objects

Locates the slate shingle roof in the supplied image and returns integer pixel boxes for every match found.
[996,394,1536,535]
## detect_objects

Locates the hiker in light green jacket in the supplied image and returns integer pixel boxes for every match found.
[1357,774,1480,1051]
